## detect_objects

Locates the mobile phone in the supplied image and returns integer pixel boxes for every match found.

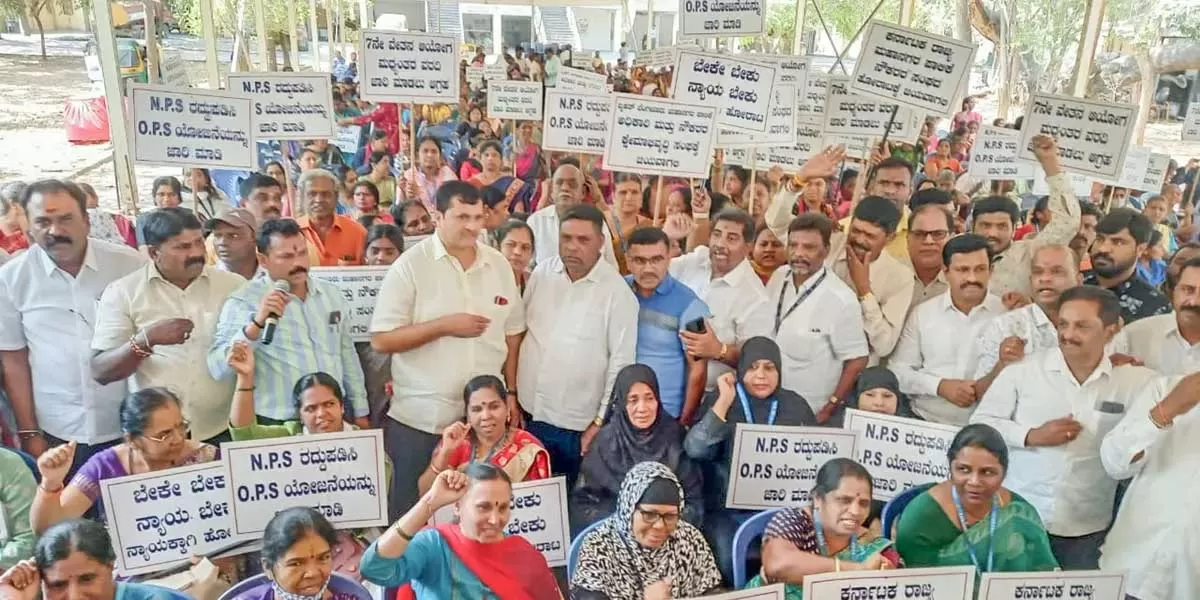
[684,317,706,334]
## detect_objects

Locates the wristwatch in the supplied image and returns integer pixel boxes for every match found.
[592,416,605,428]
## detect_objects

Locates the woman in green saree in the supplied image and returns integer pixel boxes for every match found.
[894,423,1059,575]
[744,458,899,598]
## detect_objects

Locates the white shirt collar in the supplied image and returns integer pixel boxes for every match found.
[1043,346,1113,385]
[36,239,97,277]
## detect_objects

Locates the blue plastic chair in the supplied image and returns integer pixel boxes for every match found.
[218,572,372,600]
[566,519,605,582]
[881,483,934,540]
[731,508,780,588]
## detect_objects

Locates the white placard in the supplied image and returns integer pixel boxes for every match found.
[1141,152,1172,193]
[851,21,976,116]
[1018,93,1136,180]
[223,430,389,536]
[978,571,1126,600]
[309,266,388,342]
[725,424,857,510]
[557,67,609,94]
[672,50,777,133]
[1105,145,1152,190]
[682,586,785,600]
[487,81,544,121]
[100,462,247,577]
[542,90,611,155]
[678,0,765,37]
[752,54,809,88]
[1183,102,1200,141]
[159,50,189,88]
[483,63,508,83]
[842,409,959,501]
[967,125,1036,180]
[798,74,829,120]
[804,567,975,600]
[603,94,717,179]
[360,30,459,103]
[333,125,362,155]
[465,65,485,89]
[718,85,796,148]
[431,477,571,567]
[724,117,822,174]
[228,72,335,141]
[129,84,256,169]
[822,77,922,141]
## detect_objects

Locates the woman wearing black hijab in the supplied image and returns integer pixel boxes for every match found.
[571,365,704,533]
[683,336,817,583]
[825,366,918,428]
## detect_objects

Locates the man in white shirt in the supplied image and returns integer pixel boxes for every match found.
[1100,370,1200,600]
[519,203,637,487]
[972,286,1157,569]
[906,203,952,308]
[0,180,145,471]
[370,181,526,518]
[891,234,1005,425]
[670,208,773,388]
[527,163,616,266]
[1122,255,1200,375]
[765,214,868,419]
[90,208,246,445]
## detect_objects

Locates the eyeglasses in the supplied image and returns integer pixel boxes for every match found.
[144,420,190,443]
[911,229,950,242]
[637,508,680,526]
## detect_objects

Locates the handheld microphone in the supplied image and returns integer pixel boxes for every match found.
[262,279,291,346]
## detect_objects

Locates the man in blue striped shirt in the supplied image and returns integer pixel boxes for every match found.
[207,218,369,426]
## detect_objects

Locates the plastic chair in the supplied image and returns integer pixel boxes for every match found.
[731,508,780,588]
[218,572,372,600]
[881,483,934,540]
[566,519,605,582]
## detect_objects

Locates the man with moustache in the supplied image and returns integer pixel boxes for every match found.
[1162,242,1200,297]
[296,169,368,266]
[972,286,1156,569]
[527,163,616,266]
[207,218,369,428]
[891,234,1004,425]
[0,180,144,467]
[205,208,263,280]
[1070,202,1104,272]
[1084,209,1171,324]
[204,174,285,268]
[90,208,246,445]
[907,204,953,308]
[1123,256,1200,374]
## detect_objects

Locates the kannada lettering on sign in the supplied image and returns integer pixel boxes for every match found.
[1184,102,1200,141]
[752,54,809,88]
[1018,93,1136,180]
[977,571,1126,600]
[487,81,545,120]
[724,115,821,174]
[557,68,609,94]
[223,430,389,536]
[101,462,247,577]
[465,66,485,89]
[603,94,717,179]
[803,567,975,600]
[671,50,778,134]
[1102,145,1152,191]
[822,77,922,141]
[228,72,335,140]
[842,409,959,501]
[968,126,1036,180]
[679,0,764,37]
[725,424,857,510]
[359,30,459,103]
[1141,152,1172,194]
[431,477,571,567]
[309,266,388,342]
[130,84,256,170]
[798,74,829,121]
[718,85,797,148]
[680,585,785,600]
[483,63,508,83]
[159,51,189,88]
[851,21,976,116]
[543,90,612,156]
[333,125,363,155]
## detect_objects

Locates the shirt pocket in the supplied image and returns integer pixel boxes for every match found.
[569,305,608,344]
[779,329,828,366]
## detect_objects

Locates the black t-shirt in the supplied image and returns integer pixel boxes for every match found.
[1082,270,1172,324]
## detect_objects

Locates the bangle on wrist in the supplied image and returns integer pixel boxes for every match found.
[251,317,266,329]
[17,429,42,440]
[236,386,255,392]
[39,481,64,494]
[395,525,415,541]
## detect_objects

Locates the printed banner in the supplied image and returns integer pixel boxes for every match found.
[101,462,247,577]
[968,125,1036,180]
[129,84,256,169]
[542,90,612,155]
[718,85,797,148]
[804,567,975,600]
[431,477,571,567]
[842,409,959,501]
[725,424,857,510]
[671,50,778,133]
[310,266,389,342]
[360,30,459,103]
[851,21,976,116]
[487,81,545,120]
[1184,102,1200,141]
[228,72,335,140]
[679,0,765,37]
[557,68,609,94]
[603,94,717,179]
[1018,93,1136,180]
[822,77,922,141]
[682,586,784,600]
[978,571,1125,600]
[223,429,389,536]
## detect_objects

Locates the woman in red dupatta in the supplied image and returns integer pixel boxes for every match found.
[363,466,561,600]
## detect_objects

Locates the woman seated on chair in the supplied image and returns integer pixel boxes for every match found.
[683,337,817,583]
[571,365,705,532]
[230,507,364,600]
[417,375,550,494]
[571,461,721,600]
[745,459,899,598]
[0,519,189,600]
[360,464,560,599]
[893,424,1059,575]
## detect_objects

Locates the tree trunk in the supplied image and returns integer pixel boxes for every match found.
[955,0,972,42]
[33,14,45,60]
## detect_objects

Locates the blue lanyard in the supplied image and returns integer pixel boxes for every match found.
[813,506,859,559]
[736,383,777,425]
[950,486,999,573]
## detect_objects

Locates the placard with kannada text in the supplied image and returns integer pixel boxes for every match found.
[130,84,256,170]
[842,409,959,501]
[725,424,857,510]
[977,571,1125,600]
[309,266,389,342]
[1017,93,1136,180]
[851,21,976,116]
[228,72,335,140]
[803,566,975,600]
[603,94,717,179]
[543,90,612,155]
[360,30,459,103]
[431,476,571,567]
[671,50,777,134]
[678,0,765,37]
